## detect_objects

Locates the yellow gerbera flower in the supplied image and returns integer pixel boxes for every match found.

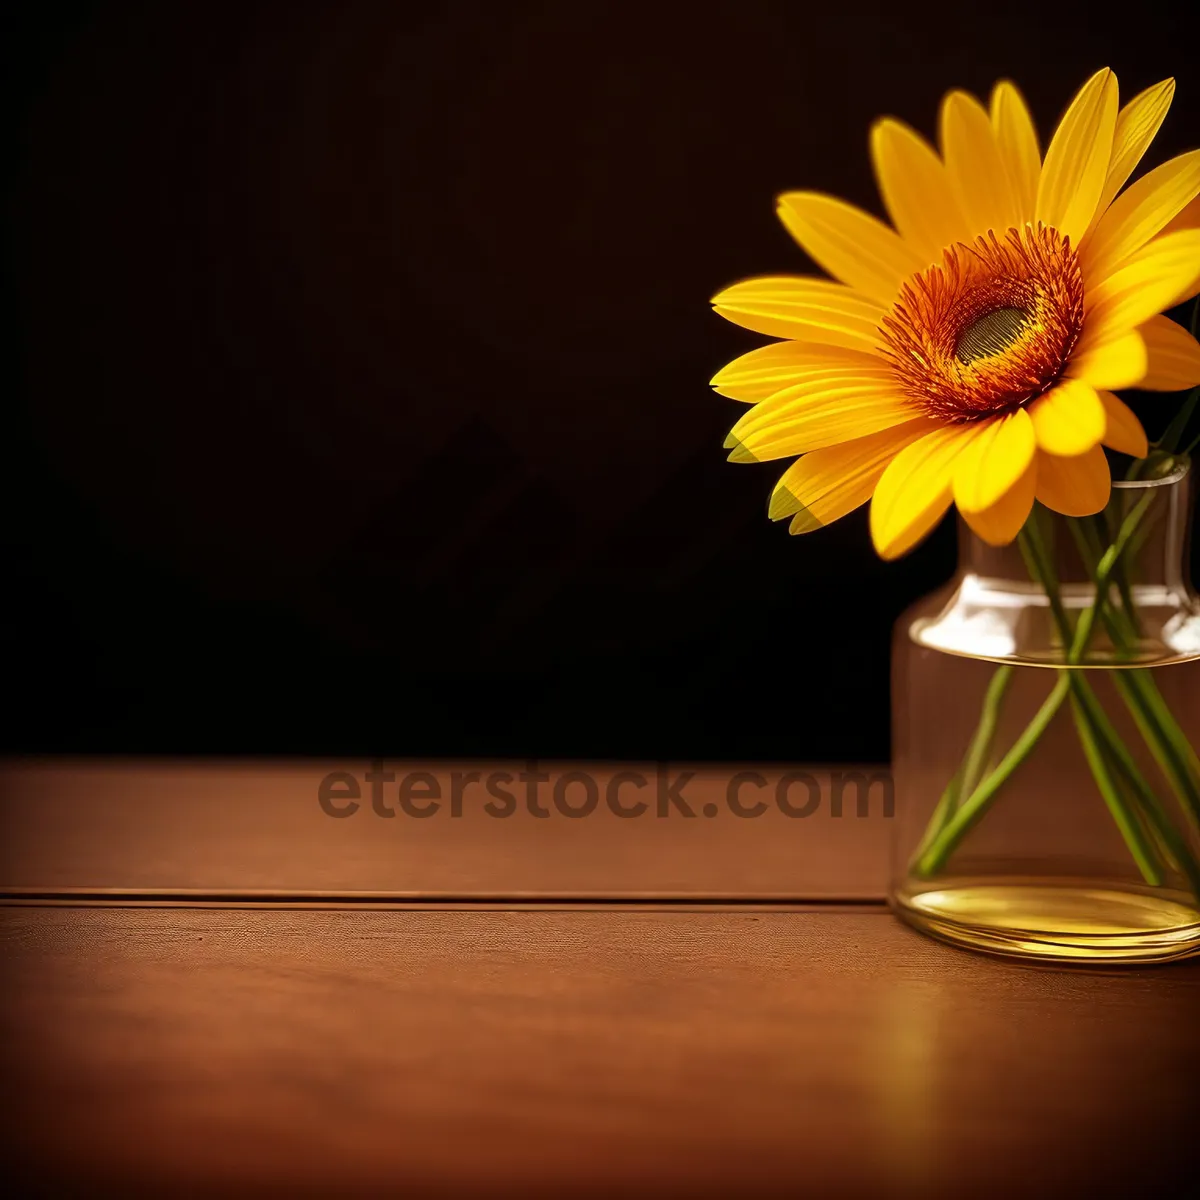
[711,69,1200,559]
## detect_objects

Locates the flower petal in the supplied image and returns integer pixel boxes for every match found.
[1034,445,1112,517]
[869,423,981,560]
[1067,329,1148,390]
[1138,315,1200,391]
[952,408,1036,514]
[776,191,926,308]
[961,455,1036,546]
[1035,68,1118,246]
[940,89,1022,237]
[1082,150,1200,284]
[1093,78,1175,221]
[705,340,878,405]
[1028,378,1106,456]
[870,117,970,265]
[725,370,918,461]
[711,342,887,403]
[1084,230,1200,340]
[769,419,938,531]
[1096,390,1149,458]
[726,353,896,408]
[990,80,1041,216]
[1163,194,1200,236]
[711,276,886,351]
[1169,263,1200,310]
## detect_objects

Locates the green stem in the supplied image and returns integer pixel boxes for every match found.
[914,492,1158,878]
[910,769,963,868]
[1127,675,1200,805]
[1067,515,1200,834]
[1115,673,1200,836]
[1070,693,1163,886]
[1091,511,1142,639]
[961,666,1014,800]
[1024,508,1072,643]
[916,673,1072,876]
[1021,520,1166,885]
[909,666,1013,866]
[1072,680,1200,894]
[1044,523,1200,888]
[1120,776,1200,898]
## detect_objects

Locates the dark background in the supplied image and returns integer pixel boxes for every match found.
[4,0,1199,762]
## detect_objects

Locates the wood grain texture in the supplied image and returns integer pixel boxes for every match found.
[3,906,1199,1198]
[0,760,892,898]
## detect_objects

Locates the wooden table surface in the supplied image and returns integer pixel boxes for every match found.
[4,904,1199,1198]
[2,761,1199,1196]
[0,759,893,900]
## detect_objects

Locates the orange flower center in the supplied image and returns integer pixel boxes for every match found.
[879,224,1085,422]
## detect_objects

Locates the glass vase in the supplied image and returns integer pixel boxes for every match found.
[891,462,1200,963]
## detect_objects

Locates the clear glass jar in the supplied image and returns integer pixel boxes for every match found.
[891,463,1200,963]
